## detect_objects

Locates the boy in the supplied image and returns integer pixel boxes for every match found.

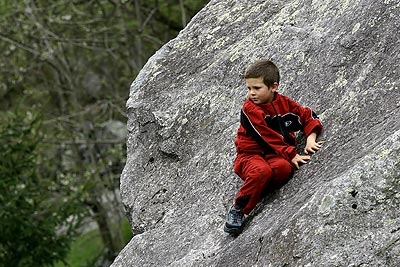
[224,60,323,234]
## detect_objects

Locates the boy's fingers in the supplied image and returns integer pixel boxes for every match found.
[305,147,315,154]
[305,142,324,154]
[301,157,309,162]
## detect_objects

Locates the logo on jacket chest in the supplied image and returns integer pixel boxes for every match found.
[264,113,302,132]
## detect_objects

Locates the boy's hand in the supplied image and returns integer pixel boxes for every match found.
[291,154,310,169]
[304,132,324,155]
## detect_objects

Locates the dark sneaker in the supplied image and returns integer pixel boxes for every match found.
[224,205,244,234]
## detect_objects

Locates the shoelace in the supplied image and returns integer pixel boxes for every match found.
[230,209,242,224]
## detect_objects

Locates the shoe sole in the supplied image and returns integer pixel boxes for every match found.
[224,224,243,234]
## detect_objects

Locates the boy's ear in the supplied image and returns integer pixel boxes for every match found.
[271,82,279,92]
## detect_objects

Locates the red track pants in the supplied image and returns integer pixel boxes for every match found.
[233,153,294,214]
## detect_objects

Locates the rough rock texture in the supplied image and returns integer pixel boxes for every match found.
[112,0,400,266]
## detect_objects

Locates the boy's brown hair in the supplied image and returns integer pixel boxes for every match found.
[244,60,280,87]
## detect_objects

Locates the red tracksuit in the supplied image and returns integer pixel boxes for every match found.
[233,93,323,214]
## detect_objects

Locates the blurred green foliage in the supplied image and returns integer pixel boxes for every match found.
[0,111,86,267]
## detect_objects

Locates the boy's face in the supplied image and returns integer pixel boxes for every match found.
[246,77,277,104]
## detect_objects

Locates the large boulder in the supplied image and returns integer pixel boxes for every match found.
[112,0,400,266]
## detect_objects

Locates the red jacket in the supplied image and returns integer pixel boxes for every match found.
[235,93,323,161]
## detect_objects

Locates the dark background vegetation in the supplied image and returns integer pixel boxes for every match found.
[0,1,209,266]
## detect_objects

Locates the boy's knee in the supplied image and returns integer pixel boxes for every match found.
[251,164,272,179]
[283,160,294,175]
[274,159,294,177]
[248,166,272,183]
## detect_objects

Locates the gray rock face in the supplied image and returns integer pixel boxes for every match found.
[112,0,400,266]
